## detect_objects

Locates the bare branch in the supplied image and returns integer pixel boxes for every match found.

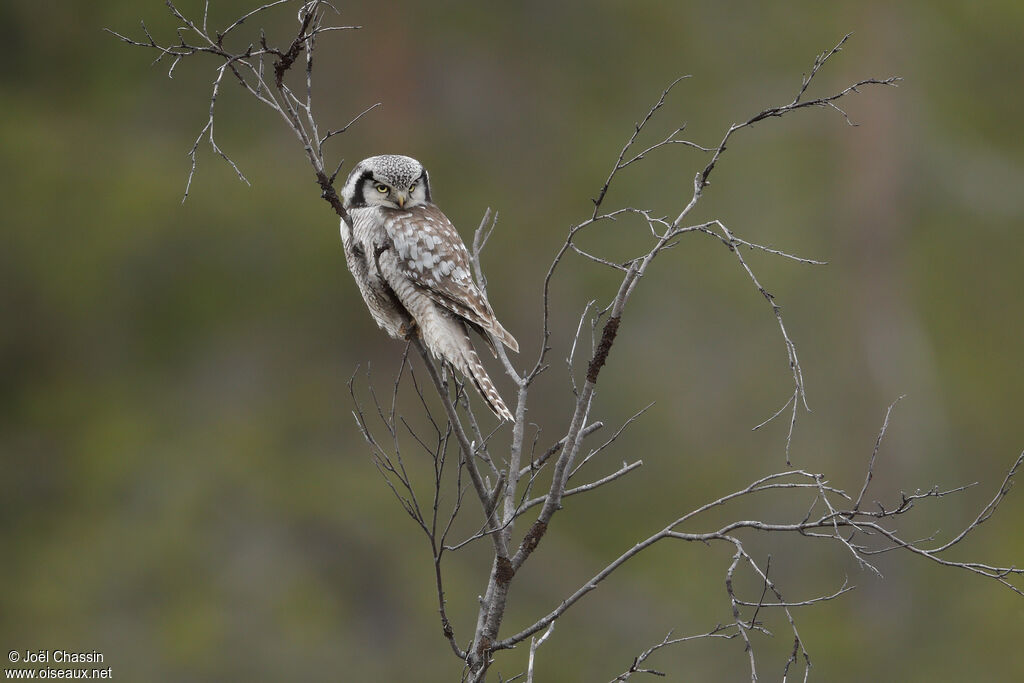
[218,0,291,42]
[495,446,1023,651]
[693,36,900,195]
[570,403,653,478]
[853,396,904,511]
[319,101,382,154]
[591,75,692,216]
[520,421,604,476]
[927,449,1024,554]
[525,623,554,683]
[518,460,644,514]
[609,626,738,682]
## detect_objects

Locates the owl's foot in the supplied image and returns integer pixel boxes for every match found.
[399,319,419,341]
[373,236,393,260]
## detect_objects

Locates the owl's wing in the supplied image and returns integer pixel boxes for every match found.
[383,204,518,353]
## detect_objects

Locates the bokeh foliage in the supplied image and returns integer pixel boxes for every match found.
[1,1,1022,680]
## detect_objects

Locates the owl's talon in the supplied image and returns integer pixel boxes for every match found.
[374,237,393,261]
[400,320,419,340]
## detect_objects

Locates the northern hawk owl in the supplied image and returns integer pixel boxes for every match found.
[340,155,518,421]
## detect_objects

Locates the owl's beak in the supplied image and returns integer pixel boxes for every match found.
[396,191,408,209]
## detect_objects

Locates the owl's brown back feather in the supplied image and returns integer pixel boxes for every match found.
[383,205,519,353]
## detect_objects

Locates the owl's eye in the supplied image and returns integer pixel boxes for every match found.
[375,184,389,194]
[408,182,417,193]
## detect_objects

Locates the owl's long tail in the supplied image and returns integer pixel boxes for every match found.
[460,344,514,422]
[421,315,514,422]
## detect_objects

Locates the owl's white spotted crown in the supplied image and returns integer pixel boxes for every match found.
[362,154,423,187]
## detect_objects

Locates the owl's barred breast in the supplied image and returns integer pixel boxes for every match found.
[341,208,408,339]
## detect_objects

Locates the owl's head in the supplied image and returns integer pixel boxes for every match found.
[341,154,431,210]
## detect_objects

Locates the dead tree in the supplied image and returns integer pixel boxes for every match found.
[111,3,1023,680]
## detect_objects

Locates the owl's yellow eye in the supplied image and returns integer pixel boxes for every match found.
[375,184,389,194]
[408,182,417,193]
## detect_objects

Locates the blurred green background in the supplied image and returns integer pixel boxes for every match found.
[2,1,1022,680]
